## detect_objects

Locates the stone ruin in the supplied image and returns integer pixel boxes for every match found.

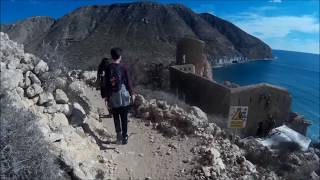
[170,37,311,138]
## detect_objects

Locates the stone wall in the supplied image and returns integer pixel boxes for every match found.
[170,66,231,117]
[169,66,292,136]
[230,84,292,136]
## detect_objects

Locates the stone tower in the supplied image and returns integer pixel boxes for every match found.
[176,37,212,80]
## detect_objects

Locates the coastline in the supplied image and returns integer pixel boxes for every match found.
[212,57,276,69]
[212,52,319,142]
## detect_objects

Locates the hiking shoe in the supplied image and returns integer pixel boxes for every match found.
[122,136,128,145]
[116,133,122,144]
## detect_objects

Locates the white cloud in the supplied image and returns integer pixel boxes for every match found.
[226,13,319,53]
[269,0,282,3]
[230,14,319,39]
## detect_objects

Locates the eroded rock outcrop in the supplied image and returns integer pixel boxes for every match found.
[0,32,112,179]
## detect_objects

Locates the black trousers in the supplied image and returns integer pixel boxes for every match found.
[111,106,128,137]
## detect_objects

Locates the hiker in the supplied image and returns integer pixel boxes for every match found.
[96,57,110,96]
[97,57,113,118]
[103,47,133,144]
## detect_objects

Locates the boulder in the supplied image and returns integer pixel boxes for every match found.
[20,53,34,64]
[17,63,34,73]
[156,100,169,110]
[49,113,69,131]
[53,77,67,90]
[69,80,86,94]
[16,87,24,98]
[34,60,49,75]
[242,160,256,173]
[54,89,69,104]
[0,68,23,95]
[201,166,211,177]
[189,106,208,122]
[19,75,31,89]
[57,104,72,117]
[38,71,50,82]
[28,71,41,84]
[152,107,164,122]
[80,71,96,85]
[26,83,43,98]
[6,55,20,69]
[38,92,55,106]
[134,94,146,107]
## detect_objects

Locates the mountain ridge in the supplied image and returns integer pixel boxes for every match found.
[1,2,272,84]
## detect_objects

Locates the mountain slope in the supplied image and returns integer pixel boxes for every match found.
[200,13,272,60]
[1,2,272,84]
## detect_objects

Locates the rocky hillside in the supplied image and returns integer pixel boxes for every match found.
[200,13,272,60]
[1,33,319,180]
[1,2,271,79]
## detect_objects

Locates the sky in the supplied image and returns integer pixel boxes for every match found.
[1,0,319,54]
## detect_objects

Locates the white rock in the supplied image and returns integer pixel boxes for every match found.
[34,60,49,75]
[0,68,23,95]
[26,83,43,98]
[38,92,54,106]
[55,89,69,104]
[215,158,226,171]
[49,113,69,131]
[16,87,24,98]
[20,53,33,64]
[57,104,72,117]
[54,77,67,89]
[189,106,208,121]
[28,71,41,84]
[69,80,86,94]
[17,63,34,73]
[242,160,256,173]
[44,105,60,114]
[6,55,20,69]
[80,71,96,84]
[19,75,31,88]
[134,94,146,106]
[202,166,211,177]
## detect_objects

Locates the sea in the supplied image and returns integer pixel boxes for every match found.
[213,50,319,142]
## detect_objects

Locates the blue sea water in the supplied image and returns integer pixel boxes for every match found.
[213,50,319,141]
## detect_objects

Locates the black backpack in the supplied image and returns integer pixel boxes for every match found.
[106,64,123,92]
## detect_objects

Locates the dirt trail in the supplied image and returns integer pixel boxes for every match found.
[83,87,199,179]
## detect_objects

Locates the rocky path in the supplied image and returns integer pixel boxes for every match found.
[83,87,198,179]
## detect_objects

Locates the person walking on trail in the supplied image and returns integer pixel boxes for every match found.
[97,57,113,117]
[103,47,133,145]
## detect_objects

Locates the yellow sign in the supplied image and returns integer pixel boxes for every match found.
[228,106,248,128]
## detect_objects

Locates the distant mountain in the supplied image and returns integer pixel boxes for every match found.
[1,2,272,84]
[200,13,272,60]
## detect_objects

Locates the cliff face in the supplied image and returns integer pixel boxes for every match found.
[1,16,55,48]
[1,2,272,83]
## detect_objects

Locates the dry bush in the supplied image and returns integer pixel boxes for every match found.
[0,96,67,180]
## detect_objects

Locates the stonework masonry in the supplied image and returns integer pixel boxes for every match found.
[169,66,292,136]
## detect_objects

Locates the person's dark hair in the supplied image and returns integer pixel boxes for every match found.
[100,57,109,66]
[110,47,122,60]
